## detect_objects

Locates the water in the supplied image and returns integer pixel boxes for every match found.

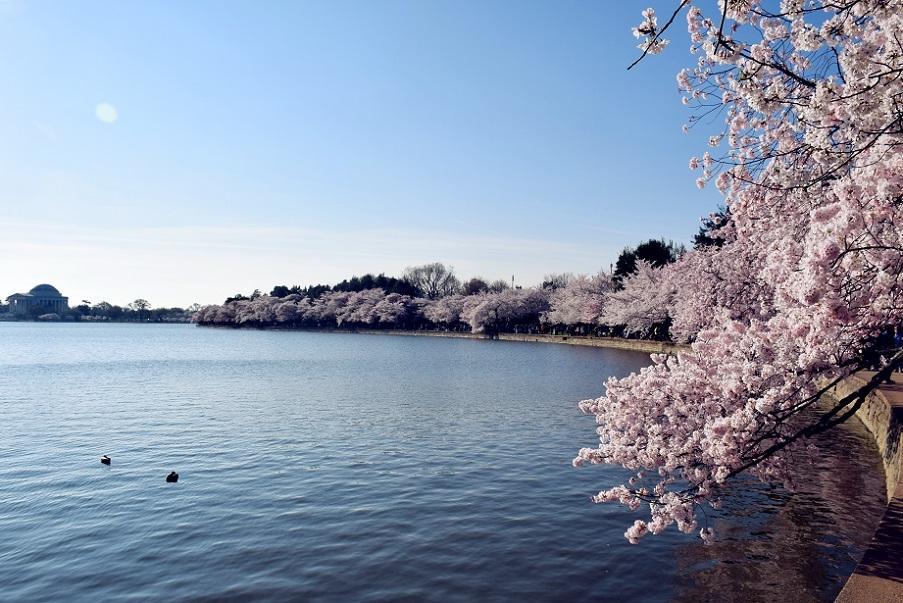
[0,323,887,602]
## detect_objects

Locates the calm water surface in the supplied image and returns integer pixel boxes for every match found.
[0,324,887,602]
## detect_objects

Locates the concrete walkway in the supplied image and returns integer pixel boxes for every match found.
[837,374,903,602]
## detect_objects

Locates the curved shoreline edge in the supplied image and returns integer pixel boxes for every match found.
[829,376,903,602]
[346,329,901,601]
[343,328,687,354]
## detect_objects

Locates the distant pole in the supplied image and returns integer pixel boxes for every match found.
[511,274,515,288]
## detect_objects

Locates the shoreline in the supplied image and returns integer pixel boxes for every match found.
[345,328,686,355]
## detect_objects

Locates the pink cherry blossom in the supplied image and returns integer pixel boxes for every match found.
[578,1,903,543]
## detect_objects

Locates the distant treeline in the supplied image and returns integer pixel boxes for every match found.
[195,239,690,340]
[0,299,200,323]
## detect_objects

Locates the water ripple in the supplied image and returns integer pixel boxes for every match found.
[0,323,887,602]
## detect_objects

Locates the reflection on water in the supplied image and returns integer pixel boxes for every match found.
[673,415,886,602]
[0,324,887,602]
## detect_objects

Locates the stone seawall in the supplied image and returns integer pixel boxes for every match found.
[350,329,686,355]
[830,375,903,503]
[833,375,903,602]
[495,333,684,354]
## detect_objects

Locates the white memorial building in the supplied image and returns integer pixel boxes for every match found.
[6,284,69,316]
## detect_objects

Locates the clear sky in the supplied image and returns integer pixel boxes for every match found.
[0,1,722,307]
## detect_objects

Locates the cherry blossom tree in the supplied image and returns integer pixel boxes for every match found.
[462,288,551,335]
[337,289,384,326]
[667,243,772,342]
[544,272,615,328]
[576,1,903,544]
[600,261,675,337]
[422,294,468,329]
[235,296,277,326]
[374,292,417,326]
[274,296,303,325]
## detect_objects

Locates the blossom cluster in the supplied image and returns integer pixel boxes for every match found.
[582,1,903,544]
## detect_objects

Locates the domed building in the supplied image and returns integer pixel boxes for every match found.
[6,284,69,316]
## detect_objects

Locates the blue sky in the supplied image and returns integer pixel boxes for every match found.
[0,1,722,307]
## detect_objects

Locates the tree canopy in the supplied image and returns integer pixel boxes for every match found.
[614,239,684,280]
[402,263,461,299]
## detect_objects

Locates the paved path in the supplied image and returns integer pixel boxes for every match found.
[837,374,903,602]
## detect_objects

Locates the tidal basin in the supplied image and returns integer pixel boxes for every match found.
[0,323,886,601]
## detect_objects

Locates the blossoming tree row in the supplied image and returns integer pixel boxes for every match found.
[193,272,665,337]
